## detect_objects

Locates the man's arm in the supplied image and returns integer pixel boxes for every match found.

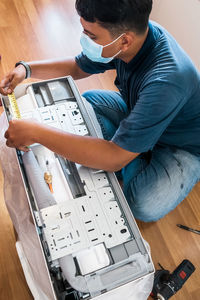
[28,57,91,80]
[0,57,90,95]
[5,120,139,172]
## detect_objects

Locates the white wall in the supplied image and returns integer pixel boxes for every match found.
[151,0,200,70]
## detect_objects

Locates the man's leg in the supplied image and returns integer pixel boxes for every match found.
[83,90,200,222]
[122,146,200,222]
[82,90,128,140]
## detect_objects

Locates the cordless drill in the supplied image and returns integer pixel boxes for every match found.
[151,259,195,300]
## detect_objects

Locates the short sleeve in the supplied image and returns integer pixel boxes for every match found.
[112,81,187,153]
[75,52,116,74]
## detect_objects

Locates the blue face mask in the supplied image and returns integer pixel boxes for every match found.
[80,32,124,63]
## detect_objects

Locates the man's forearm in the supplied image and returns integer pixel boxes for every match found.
[5,120,138,171]
[33,124,136,172]
[28,57,90,80]
[34,125,120,171]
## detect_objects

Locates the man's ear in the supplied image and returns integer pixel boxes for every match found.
[120,32,135,51]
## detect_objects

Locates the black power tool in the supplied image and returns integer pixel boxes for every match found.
[151,259,195,300]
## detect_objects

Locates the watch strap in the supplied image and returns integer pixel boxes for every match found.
[15,61,32,79]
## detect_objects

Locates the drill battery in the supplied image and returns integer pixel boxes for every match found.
[151,259,195,300]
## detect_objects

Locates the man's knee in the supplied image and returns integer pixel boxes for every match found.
[127,189,182,222]
[131,204,163,222]
[82,90,94,102]
[82,90,102,108]
[126,191,167,222]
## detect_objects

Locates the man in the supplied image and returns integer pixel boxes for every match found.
[0,0,200,222]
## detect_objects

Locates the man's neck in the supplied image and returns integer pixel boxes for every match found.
[120,27,149,63]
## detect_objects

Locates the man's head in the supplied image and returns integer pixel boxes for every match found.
[76,0,152,36]
[75,0,152,62]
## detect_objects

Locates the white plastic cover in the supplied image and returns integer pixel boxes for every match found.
[0,112,154,300]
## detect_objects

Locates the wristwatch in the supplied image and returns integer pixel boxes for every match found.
[15,61,32,79]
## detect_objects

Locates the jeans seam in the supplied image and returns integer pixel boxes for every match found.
[95,114,110,140]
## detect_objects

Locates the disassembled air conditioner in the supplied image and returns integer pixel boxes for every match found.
[2,76,154,300]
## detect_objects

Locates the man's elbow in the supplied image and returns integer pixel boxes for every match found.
[103,142,139,172]
[105,166,121,173]
[105,160,130,173]
[105,153,139,172]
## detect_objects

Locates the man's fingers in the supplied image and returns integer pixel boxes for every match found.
[8,77,20,92]
[0,66,26,96]
[6,138,30,152]
[0,74,14,95]
[17,146,30,152]
[4,130,9,139]
[6,139,13,148]
[0,76,10,88]
[0,88,12,96]
[0,74,13,88]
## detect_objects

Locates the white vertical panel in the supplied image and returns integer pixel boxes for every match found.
[151,0,200,70]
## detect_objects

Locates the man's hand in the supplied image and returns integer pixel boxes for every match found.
[4,119,39,151]
[0,65,26,95]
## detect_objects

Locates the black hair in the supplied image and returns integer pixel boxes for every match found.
[75,0,152,36]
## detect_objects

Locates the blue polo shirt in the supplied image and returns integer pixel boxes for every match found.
[75,21,200,155]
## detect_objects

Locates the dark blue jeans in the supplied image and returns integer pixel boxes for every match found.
[83,89,200,222]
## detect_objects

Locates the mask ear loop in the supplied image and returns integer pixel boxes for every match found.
[110,49,122,59]
[103,33,125,48]
[102,33,125,59]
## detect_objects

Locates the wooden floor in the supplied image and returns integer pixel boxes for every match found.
[0,1,199,299]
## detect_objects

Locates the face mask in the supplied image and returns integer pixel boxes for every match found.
[80,32,124,63]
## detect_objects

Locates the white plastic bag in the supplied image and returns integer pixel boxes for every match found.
[0,113,54,300]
